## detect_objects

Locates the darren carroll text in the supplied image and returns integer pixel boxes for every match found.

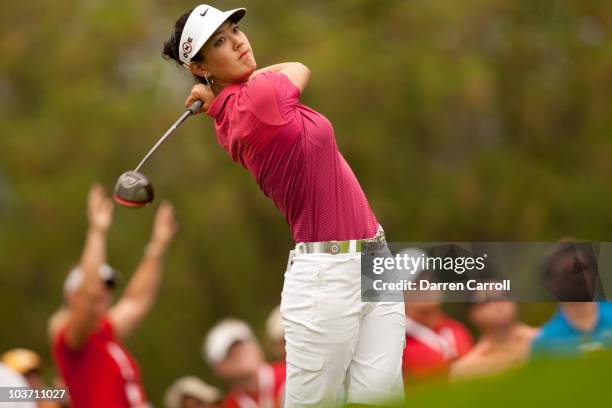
[373,279,511,291]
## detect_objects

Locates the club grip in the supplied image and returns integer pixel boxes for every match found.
[187,100,204,114]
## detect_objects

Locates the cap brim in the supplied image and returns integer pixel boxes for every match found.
[226,8,246,24]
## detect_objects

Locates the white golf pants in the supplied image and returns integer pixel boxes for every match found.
[280,251,405,407]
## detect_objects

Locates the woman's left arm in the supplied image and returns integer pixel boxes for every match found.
[251,62,311,93]
[108,202,178,341]
[249,62,293,77]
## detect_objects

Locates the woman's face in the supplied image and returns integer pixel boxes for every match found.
[470,301,517,331]
[192,20,256,83]
[214,340,263,381]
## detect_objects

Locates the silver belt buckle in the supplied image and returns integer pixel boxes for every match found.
[328,241,340,255]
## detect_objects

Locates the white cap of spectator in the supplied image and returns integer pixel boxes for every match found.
[397,248,427,278]
[203,319,256,365]
[164,376,221,408]
[63,263,121,294]
[265,306,284,343]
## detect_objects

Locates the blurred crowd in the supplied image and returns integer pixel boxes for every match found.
[1,185,611,408]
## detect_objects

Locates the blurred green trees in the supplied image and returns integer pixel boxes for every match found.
[1,0,611,404]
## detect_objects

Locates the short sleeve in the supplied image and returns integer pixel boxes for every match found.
[53,323,85,357]
[242,71,301,125]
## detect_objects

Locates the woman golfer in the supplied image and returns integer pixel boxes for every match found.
[163,4,405,406]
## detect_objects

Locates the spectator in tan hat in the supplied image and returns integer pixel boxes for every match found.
[265,306,285,362]
[164,376,222,408]
[1,348,43,388]
[1,348,61,408]
[203,319,285,408]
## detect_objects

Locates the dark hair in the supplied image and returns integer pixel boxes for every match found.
[542,242,597,280]
[162,9,208,84]
[541,242,605,301]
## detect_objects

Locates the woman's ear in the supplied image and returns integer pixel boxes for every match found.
[189,62,208,78]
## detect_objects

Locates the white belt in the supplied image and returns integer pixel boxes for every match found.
[294,225,386,255]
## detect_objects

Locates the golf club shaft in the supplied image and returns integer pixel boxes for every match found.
[134,100,203,172]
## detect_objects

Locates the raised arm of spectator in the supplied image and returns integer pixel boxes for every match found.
[109,202,178,341]
[64,184,114,350]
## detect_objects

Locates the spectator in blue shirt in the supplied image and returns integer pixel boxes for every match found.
[531,302,612,357]
[531,242,612,357]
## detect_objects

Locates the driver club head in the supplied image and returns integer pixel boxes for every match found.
[112,101,202,208]
[112,171,154,208]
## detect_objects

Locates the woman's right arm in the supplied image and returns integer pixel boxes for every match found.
[251,62,311,93]
[184,62,310,114]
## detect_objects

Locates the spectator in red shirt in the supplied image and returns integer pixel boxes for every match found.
[203,319,285,408]
[402,299,473,384]
[48,184,178,408]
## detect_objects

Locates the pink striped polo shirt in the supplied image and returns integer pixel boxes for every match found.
[206,71,378,243]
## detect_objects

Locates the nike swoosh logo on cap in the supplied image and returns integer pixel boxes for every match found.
[200,8,209,17]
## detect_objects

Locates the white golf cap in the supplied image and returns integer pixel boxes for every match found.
[203,318,255,365]
[63,263,120,294]
[265,306,284,342]
[398,248,427,277]
[178,4,247,66]
[164,376,221,408]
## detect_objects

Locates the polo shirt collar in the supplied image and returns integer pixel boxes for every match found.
[206,83,244,118]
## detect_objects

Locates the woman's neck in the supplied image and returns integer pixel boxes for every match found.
[560,302,598,332]
[210,78,247,96]
[211,82,225,96]
[409,309,444,329]
[481,322,519,344]
[236,368,260,394]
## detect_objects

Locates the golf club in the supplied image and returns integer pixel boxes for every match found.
[112,100,203,207]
